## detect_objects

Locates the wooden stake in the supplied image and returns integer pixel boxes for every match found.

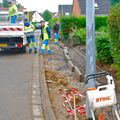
[73,94,78,120]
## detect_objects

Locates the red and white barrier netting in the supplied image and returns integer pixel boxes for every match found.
[62,88,86,117]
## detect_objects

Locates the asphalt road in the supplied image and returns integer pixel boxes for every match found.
[0,51,33,120]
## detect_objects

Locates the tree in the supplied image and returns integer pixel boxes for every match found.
[2,0,8,8]
[0,3,2,7]
[41,9,52,21]
[111,0,120,5]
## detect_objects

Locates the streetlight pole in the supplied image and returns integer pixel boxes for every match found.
[86,0,96,119]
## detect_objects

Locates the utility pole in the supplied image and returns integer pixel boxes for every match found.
[86,0,96,119]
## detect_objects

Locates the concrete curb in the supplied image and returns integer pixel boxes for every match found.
[63,47,69,55]
[68,60,74,72]
[64,54,71,62]
[39,55,56,120]
[32,54,44,120]
[74,66,82,82]
[63,47,83,81]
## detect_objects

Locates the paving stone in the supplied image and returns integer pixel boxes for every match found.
[32,79,40,86]
[32,95,42,105]
[33,105,43,117]
[32,87,40,96]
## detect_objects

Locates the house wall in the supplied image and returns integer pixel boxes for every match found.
[72,0,81,17]
[72,0,110,16]
[58,5,72,17]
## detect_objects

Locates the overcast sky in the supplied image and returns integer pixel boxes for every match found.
[18,0,73,12]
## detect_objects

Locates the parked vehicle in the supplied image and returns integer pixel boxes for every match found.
[0,11,27,53]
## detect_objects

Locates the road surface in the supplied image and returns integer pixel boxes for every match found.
[0,51,33,120]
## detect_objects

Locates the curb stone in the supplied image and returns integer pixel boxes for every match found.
[63,47,83,81]
[64,54,71,62]
[32,54,44,120]
[64,47,69,55]
[39,55,56,120]
[74,66,82,81]
[68,60,75,72]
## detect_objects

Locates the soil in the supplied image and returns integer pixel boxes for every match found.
[66,44,120,119]
[42,40,120,120]
[43,42,86,120]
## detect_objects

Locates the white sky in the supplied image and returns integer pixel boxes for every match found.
[18,0,73,12]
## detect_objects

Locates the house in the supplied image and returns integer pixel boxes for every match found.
[32,11,43,22]
[52,12,58,18]
[58,5,72,16]
[72,0,110,16]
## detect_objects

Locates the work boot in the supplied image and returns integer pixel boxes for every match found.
[48,50,52,54]
[34,48,38,54]
[41,49,45,54]
[54,42,58,46]
[29,49,32,53]
[34,51,37,54]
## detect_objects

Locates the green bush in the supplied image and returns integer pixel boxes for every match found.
[69,28,86,45]
[96,33,113,64]
[60,16,107,40]
[60,16,86,40]
[97,26,108,32]
[108,3,120,74]
[49,18,59,29]
[95,16,108,30]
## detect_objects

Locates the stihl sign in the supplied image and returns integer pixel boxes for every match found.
[96,96,111,102]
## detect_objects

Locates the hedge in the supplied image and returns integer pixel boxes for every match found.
[60,16,107,40]
[108,3,120,76]
[69,28,86,45]
[96,33,113,64]
[60,16,85,40]
[49,18,60,29]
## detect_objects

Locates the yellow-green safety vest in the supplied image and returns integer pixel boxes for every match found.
[43,26,49,40]
[24,24,35,33]
[9,5,18,17]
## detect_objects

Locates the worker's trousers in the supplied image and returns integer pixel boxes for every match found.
[26,32,37,53]
[10,15,17,24]
[41,40,51,54]
[54,33,59,45]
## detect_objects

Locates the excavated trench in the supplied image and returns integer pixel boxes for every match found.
[41,41,119,120]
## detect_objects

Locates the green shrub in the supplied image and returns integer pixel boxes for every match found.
[108,3,120,74]
[97,26,108,32]
[60,16,86,40]
[96,33,113,64]
[95,16,108,30]
[69,28,86,45]
[60,16,107,40]
[49,18,59,29]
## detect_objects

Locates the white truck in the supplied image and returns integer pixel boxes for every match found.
[0,11,26,53]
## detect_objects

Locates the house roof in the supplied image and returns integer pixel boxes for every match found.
[58,5,72,16]
[78,0,110,15]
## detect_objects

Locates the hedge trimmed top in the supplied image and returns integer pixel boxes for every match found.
[59,16,107,40]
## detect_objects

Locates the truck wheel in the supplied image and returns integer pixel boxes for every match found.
[18,46,26,53]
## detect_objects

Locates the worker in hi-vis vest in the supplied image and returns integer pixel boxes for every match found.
[53,20,60,46]
[40,20,52,54]
[8,1,18,24]
[24,19,37,54]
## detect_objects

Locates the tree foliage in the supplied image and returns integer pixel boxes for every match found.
[41,9,52,21]
[2,0,8,8]
[111,0,120,5]
[108,3,120,75]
